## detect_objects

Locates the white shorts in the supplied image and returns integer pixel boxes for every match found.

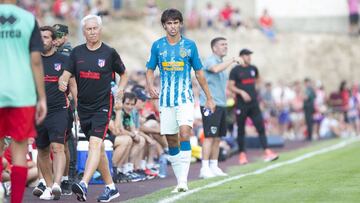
[159,103,194,135]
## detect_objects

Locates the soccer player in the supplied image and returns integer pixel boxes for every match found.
[34,26,69,200]
[228,49,279,165]
[58,15,128,202]
[146,8,215,193]
[0,1,47,203]
[199,37,242,178]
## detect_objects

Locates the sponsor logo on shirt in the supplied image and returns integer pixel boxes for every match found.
[79,71,100,80]
[98,59,106,68]
[162,61,184,71]
[54,63,61,71]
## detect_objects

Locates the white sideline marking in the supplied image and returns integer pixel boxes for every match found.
[159,137,360,203]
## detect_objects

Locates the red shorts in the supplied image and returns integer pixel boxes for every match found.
[0,106,36,141]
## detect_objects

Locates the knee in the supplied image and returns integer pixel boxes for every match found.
[88,138,102,151]
[51,143,65,154]
[139,136,146,147]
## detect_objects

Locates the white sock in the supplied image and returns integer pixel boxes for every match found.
[179,150,192,184]
[80,180,88,188]
[106,183,116,190]
[61,176,69,182]
[128,163,134,172]
[209,160,218,168]
[167,153,182,184]
[202,160,210,168]
[140,160,147,170]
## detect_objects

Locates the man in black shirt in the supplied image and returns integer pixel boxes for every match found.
[229,49,279,165]
[59,15,128,202]
[303,78,316,141]
[35,26,70,200]
[53,23,77,195]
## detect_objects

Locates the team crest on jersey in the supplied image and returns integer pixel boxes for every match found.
[54,63,61,71]
[180,47,187,58]
[98,59,106,68]
[250,70,256,77]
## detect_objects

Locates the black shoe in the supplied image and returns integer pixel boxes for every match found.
[61,180,72,195]
[32,181,46,197]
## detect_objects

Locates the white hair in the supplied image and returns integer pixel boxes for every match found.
[81,15,102,29]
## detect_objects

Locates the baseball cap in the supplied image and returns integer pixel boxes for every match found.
[239,48,253,56]
[53,24,69,38]
[133,87,150,101]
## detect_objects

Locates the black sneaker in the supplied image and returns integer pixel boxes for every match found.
[72,182,87,202]
[61,180,72,195]
[32,182,46,197]
[118,172,131,183]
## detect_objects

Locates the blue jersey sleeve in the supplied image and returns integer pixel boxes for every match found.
[146,42,158,70]
[190,42,203,71]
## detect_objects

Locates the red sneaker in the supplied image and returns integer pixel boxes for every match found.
[263,149,279,162]
[239,152,249,165]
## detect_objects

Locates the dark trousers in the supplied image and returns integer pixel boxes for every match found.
[236,104,268,152]
[67,131,77,180]
[304,107,314,141]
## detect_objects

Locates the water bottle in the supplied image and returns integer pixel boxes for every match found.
[158,153,168,178]
[203,107,213,117]
[111,81,118,101]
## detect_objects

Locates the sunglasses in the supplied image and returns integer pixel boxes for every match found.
[55,32,66,38]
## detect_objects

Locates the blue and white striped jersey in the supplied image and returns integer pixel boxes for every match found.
[146,37,203,107]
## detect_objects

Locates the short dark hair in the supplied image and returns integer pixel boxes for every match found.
[40,26,56,40]
[122,92,137,104]
[161,8,183,25]
[210,37,226,49]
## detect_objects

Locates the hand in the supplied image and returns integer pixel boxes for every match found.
[205,98,216,114]
[132,133,140,143]
[116,89,124,101]
[114,101,123,111]
[148,85,159,99]
[241,91,252,102]
[233,56,244,65]
[35,97,47,125]
[58,79,68,92]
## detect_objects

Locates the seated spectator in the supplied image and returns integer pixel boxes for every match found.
[219,2,233,27]
[259,9,276,42]
[319,110,342,138]
[109,92,146,183]
[230,8,243,29]
[201,2,218,29]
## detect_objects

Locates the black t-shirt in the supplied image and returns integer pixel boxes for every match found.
[66,43,126,113]
[42,52,69,113]
[229,64,259,106]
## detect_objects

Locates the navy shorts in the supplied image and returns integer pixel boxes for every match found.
[200,106,227,138]
[36,109,68,149]
[78,111,110,140]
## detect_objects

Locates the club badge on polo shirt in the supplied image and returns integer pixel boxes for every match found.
[98,59,106,68]
[250,70,256,77]
[210,126,218,134]
[54,63,61,71]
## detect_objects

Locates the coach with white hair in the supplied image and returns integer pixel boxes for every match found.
[59,14,128,202]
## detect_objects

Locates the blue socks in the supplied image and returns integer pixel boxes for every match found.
[180,140,191,151]
[169,147,180,156]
